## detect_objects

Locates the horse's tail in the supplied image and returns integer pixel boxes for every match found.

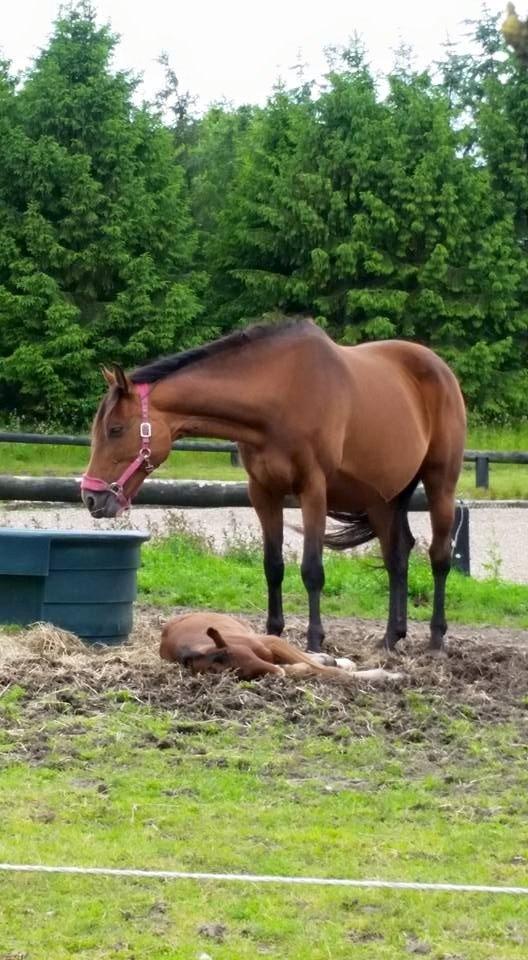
[323,511,376,552]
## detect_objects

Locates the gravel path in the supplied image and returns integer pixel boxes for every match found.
[0,501,526,583]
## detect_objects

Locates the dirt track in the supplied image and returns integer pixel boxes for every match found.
[1,501,527,583]
[1,610,527,756]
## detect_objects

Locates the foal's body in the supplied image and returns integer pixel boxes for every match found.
[160,611,352,681]
[82,319,466,654]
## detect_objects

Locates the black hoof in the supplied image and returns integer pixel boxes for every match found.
[377,634,401,654]
[307,632,324,654]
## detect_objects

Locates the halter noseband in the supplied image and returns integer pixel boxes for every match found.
[81,382,155,514]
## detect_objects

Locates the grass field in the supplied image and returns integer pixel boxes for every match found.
[0,423,527,498]
[1,617,528,959]
[1,428,527,955]
[137,529,528,628]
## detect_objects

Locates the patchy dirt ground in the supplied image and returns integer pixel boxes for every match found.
[1,608,527,747]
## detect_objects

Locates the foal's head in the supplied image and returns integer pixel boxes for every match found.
[81,365,173,518]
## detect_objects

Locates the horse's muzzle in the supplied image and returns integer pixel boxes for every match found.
[81,488,121,518]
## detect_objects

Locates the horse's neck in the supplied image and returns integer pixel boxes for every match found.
[154,359,271,445]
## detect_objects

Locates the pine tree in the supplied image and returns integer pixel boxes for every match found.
[0,1,200,424]
[204,43,527,419]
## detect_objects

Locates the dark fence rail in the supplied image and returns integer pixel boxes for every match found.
[1,432,527,487]
[0,431,236,453]
[464,449,528,488]
[0,432,241,467]
[0,475,471,576]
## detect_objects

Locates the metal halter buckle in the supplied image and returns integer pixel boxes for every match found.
[140,422,152,440]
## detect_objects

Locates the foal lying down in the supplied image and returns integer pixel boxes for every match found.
[160,612,400,683]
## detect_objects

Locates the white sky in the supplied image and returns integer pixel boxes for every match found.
[0,1,520,109]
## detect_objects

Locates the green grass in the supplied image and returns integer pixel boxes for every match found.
[467,423,528,450]
[1,699,528,959]
[0,442,246,481]
[457,462,528,501]
[1,423,528,496]
[138,531,528,627]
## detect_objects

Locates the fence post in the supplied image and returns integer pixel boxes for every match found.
[230,448,241,468]
[475,455,489,488]
[452,504,470,575]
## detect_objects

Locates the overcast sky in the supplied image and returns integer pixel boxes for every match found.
[1,1,517,108]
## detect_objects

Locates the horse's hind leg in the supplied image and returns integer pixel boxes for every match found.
[248,480,285,637]
[370,495,415,652]
[422,471,457,653]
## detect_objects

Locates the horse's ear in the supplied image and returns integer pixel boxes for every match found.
[207,627,227,649]
[101,366,115,387]
[112,363,132,396]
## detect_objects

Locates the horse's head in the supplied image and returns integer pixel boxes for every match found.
[81,365,173,518]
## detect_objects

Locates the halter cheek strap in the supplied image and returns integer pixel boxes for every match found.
[81,383,155,514]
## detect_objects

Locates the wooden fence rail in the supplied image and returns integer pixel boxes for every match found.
[1,432,527,486]
[0,475,471,576]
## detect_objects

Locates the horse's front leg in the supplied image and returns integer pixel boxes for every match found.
[248,479,285,636]
[299,478,327,652]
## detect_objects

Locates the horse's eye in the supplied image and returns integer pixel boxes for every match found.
[108,424,124,438]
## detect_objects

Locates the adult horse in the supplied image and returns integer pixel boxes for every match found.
[81,318,466,654]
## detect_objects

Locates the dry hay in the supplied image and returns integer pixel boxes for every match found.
[1,609,527,738]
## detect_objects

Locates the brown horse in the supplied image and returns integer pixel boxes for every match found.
[159,611,357,681]
[82,318,466,654]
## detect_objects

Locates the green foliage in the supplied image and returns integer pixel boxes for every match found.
[1,5,528,423]
[0,2,200,424]
[202,42,528,419]
[138,531,528,627]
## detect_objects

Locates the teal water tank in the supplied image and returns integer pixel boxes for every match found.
[0,529,150,644]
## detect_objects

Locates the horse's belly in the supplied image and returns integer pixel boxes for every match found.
[326,472,381,512]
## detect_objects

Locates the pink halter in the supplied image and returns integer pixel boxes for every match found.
[81,383,155,514]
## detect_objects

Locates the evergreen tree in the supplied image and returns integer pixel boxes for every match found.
[0,4,526,424]
[438,11,528,418]
[204,44,527,419]
[0,1,200,424]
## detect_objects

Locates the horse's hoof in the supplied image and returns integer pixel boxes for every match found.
[427,644,447,659]
[307,652,337,667]
[307,634,325,655]
[377,635,401,655]
[336,657,357,672]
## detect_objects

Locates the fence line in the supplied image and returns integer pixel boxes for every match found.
[0,862,526,895]
[1,432,527,486]
[0,476,471,574]
[0,431,236,453]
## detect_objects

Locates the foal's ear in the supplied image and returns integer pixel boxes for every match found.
[112,363,132,396]
[207,627,228,649]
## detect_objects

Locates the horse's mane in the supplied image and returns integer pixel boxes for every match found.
[130,315,316,385]
[93,316,316,434]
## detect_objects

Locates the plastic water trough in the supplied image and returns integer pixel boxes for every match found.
[0,529,150,645]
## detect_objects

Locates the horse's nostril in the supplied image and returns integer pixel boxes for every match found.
[85,494,96,512]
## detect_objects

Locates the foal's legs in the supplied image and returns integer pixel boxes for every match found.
[369,495,415,652]
[422,470,457,653]
[248,479,285,636]
[299,478,327,652]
